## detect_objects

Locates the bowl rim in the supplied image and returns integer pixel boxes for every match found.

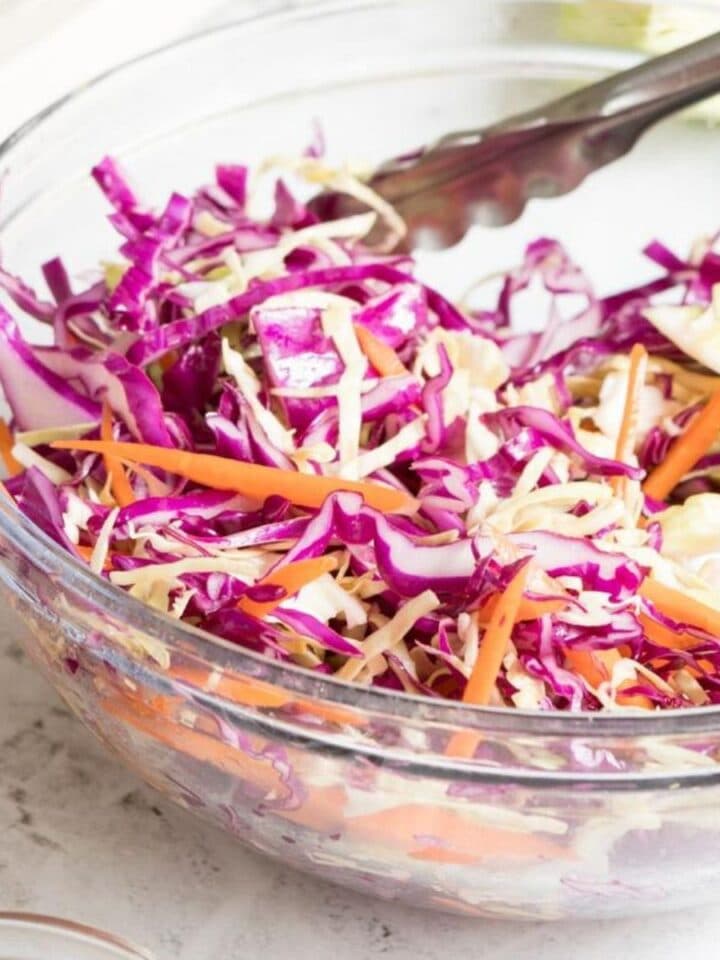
[0,911,153,958]
[2,0,720,745]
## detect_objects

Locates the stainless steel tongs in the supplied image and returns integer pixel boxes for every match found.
[311,32,720,249]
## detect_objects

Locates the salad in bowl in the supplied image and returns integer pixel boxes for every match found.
[2,149,720,715]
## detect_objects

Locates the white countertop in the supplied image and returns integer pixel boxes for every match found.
[0,2,717,957]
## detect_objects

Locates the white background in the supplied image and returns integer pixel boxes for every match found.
[0,2,717,957]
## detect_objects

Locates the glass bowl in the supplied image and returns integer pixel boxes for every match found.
[2,0,720,921]
[0,913,152,960]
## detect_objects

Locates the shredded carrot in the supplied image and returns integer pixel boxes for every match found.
[445,729,481,759]
[75,542,113,571]
[103,686,354,829]
[614,685,654,710]
[462,564,530,706]
[50,439,419,514]
[101,403,135,508]
[564,647,652,708]
[238,556,338,619]
[346,803,575,863]
[477,594,567,623]
[170,664,365,728]
[353,324,408,378]
[102,693,291,797]
[639,612,704,652]
[564,647,612,689]
[640,578,720,638]
[0,419,21,477]
[447,573,534,757]
[108,680,571,856]
[643,390,720,501]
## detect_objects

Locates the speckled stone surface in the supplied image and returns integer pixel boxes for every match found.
[0,618,717,959]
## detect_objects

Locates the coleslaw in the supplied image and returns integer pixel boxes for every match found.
[2,151,720,712]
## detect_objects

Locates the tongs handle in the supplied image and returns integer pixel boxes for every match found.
[463,31,720,144]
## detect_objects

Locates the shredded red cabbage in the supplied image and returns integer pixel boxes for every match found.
[1,152,720,711]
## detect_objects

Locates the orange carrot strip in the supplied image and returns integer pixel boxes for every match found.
[50,439,419,514]
[346,803,575,863]
[102,684,352,835]
[445,730,481,760]
[0,419,21,477]
[101,403,135,508]
[639,613,705,652]
[643,390,720,501]
[75,543,113,572]
[462,564,530,706]
[564,647,612,689]
[614,344,648,466]
[477,595,567,623]
[615,686,653,709]
[171,664,365,728]
[238,556,338,619]
[102,693,290,797]
[447,579,540,758]
[353,324,408,377]
[639,578,720,638]
[564,647,652,708]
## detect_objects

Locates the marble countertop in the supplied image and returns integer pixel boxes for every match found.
[0,1,717,956]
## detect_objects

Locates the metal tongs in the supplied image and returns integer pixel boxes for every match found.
[312,32,720,249]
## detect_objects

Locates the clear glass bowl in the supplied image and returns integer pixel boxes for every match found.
[2,0,720,921]
[0,913,152,960]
